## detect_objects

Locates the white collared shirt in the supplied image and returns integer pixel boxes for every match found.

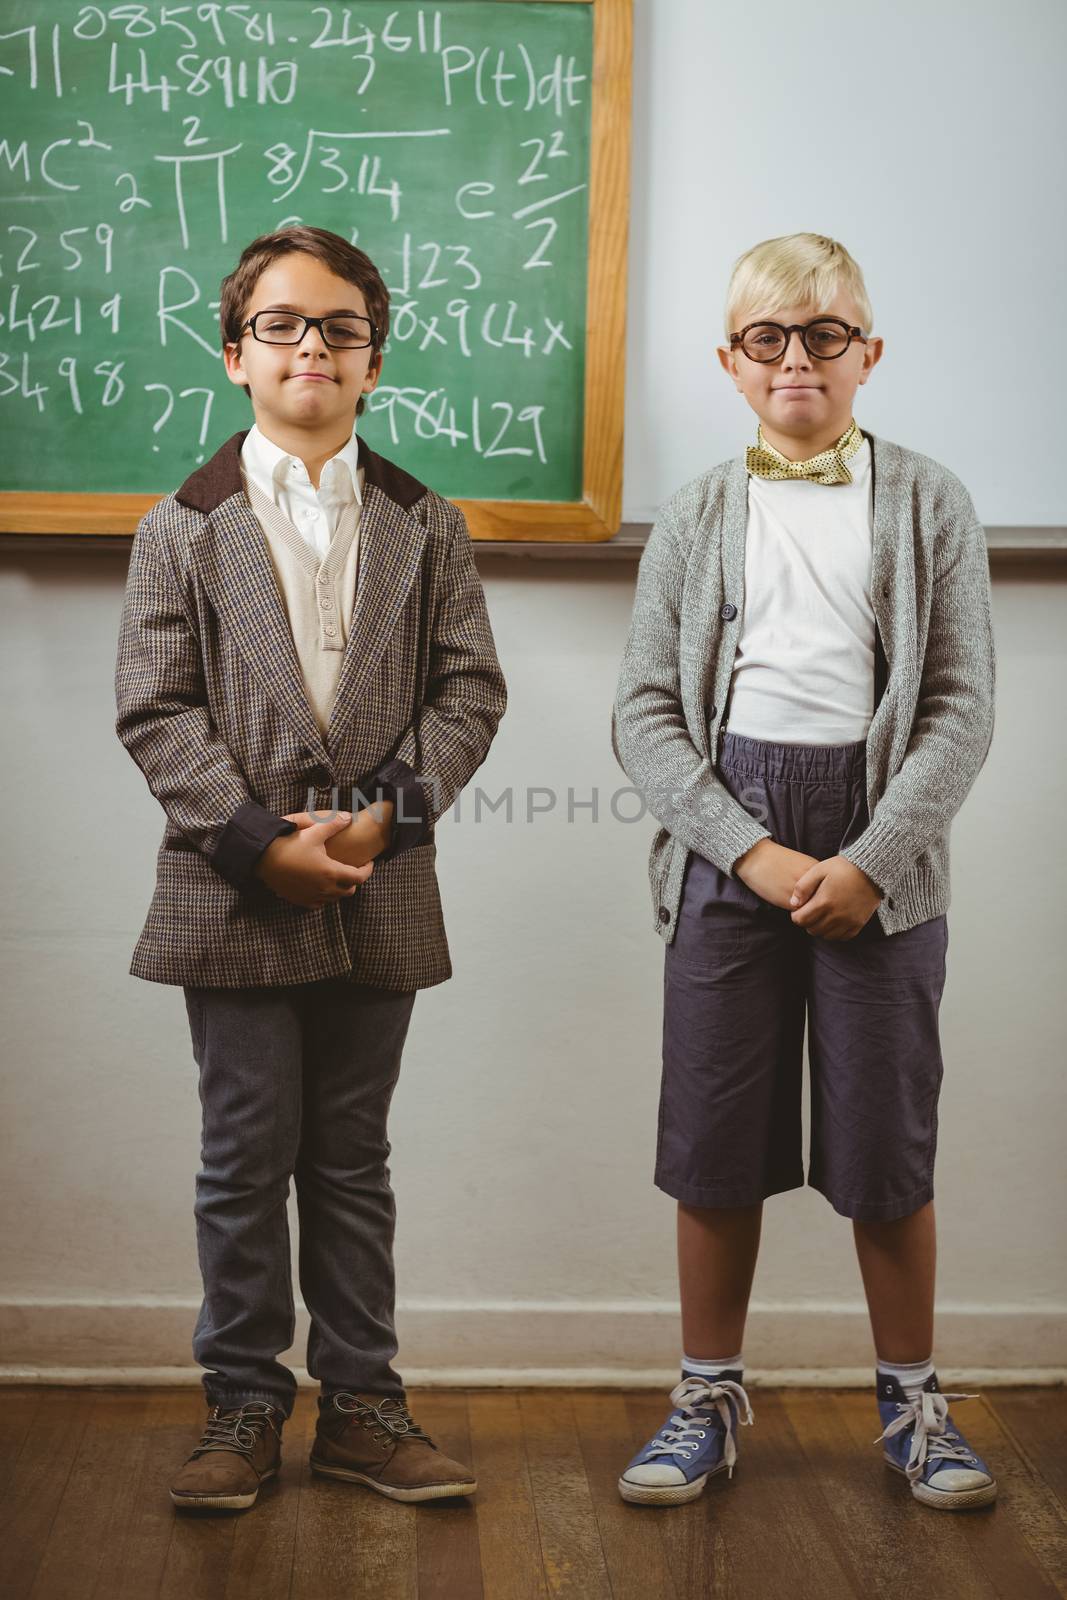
[240,422,363,559]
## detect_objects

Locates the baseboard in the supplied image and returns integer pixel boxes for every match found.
[1,1297,1063,1387]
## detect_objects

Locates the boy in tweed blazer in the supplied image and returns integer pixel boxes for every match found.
[613,234,998,1513]
[116,226,506,1512]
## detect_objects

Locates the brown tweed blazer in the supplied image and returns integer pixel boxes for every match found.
[115,429,507,990]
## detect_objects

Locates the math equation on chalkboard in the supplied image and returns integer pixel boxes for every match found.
[0,3,594,501]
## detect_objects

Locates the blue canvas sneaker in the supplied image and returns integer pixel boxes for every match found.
[875,1371,997,1510]
[618,1372,754,1505]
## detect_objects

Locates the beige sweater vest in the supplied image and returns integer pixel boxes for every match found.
[242,470,362,737]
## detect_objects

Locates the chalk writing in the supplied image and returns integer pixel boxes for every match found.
[0,2,593,497]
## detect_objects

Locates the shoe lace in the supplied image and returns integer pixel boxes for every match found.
[874,1390,981,1483]
[192,1401,282,1460]
[644,1377,754,1479]
[331,1393,436,1450]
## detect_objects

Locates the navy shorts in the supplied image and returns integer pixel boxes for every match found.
[656,730,949,1222]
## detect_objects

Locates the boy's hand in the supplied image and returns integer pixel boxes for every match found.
[254,812,374,909]
[283,800,395,868]
[735,838,821,909]
[788,856,882,940]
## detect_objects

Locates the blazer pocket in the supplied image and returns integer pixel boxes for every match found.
[345,840,444,937]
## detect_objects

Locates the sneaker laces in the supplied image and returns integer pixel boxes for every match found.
[874,1390,981,1483]
[644,1377,754,1479]
[331,1393,436,1449]
[192,1401,282,1460]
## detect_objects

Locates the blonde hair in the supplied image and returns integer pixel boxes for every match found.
[724,233,873,339]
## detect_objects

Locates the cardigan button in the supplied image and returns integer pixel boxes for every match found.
[720,602,737,621]
[658,906,670,924]
[708,704,717,720]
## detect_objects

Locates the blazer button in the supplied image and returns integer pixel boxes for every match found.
[720,603,737,621]
[658,906,670,924]
[307,764,332,787]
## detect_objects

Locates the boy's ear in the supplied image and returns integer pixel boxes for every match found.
[717,342,743,389]
[222,340,249,390]
[362,351,383,394]
[856,333,885,385]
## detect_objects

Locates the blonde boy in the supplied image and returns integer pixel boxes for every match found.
[613,233,997,1510]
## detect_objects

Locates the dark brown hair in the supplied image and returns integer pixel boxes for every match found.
[218,226,390,415]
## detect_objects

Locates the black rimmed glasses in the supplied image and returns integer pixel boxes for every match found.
[241,310,379,350]
[730,317,868,362]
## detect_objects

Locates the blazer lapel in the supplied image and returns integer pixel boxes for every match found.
[175,428,431,768]
[192,491,329,761]
[325,481,428,750]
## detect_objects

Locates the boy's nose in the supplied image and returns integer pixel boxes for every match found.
[297,324,330,353]
[780,330,812,369]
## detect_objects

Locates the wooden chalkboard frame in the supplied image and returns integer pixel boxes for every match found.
[0,0,631,544]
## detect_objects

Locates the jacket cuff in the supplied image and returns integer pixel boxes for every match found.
[209,801,297,889]
[362,758,429,861]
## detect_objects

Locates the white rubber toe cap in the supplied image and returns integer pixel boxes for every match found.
[927,1467,992,1493]
[622,1463,688,1487]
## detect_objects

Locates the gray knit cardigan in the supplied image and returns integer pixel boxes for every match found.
[611,432,996,940]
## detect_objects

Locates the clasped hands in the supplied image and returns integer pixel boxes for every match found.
[253,800,395,911]
[734,838,882,941]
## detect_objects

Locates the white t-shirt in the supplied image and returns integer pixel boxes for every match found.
[725,436,876,744]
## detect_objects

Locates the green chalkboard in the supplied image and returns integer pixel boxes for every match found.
[0,1,602,509]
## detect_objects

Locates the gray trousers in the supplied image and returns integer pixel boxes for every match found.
[183,978,417,1419]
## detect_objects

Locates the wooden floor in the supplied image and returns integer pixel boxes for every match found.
[2,1386,1065,1599]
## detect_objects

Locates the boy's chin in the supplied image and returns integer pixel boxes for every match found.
[277,390,353,421]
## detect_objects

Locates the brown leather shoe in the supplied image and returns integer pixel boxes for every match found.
[169,1401,284,1512]
[309,1392,477,1502]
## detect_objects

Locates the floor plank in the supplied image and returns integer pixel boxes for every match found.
[991,1390,1067,1507]
[224,1392,304,1600]
[519,1391,613,1598]
[0,1389,99,1600]
[289,1396,418,1600]
[466,1391,548,1600]
[101,1389,210,1600]
[624,1389,725,1598]
[409,1390,484,1600]
[979,1390,1067,1594]
[721,1388,860,1600]
[571,1390,679,1599]
[27,1389,154,1600]
[0,1389,43,1505]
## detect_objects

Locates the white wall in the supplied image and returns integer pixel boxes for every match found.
[2,0,1065,1384]
[1,554,1064,1382]
[623,0,1067,526]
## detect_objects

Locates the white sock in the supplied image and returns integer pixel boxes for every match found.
[876,1355,935,1403]
[681,1351,743,1379]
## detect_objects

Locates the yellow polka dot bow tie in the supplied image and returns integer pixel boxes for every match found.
[746,419,864,486]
